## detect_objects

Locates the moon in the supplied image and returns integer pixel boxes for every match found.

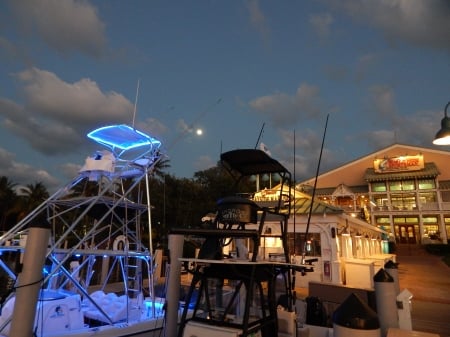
[196,128,203,136]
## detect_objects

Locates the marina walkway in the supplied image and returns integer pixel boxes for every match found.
[396,245,450,337]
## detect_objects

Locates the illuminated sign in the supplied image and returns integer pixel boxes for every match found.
[373,154,424,173]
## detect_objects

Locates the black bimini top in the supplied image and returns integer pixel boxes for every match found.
[220,149,290,176]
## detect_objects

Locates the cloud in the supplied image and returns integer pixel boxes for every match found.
[135,117,169,140]
[331,0,450,51]
[59,162,82,180]
[366,129,396,149]
[274,128,340,182]
[0,36,34,66]
[0,147,60,188]
[365,109,439,149]
[194,155,216,172]
[368,85,398,119]
[246,0,270,46]
[394,110,442,146]
[322,64,349,81]
[18,68,132,125]
[0,67,135,155]
[355,100,441,150]
[8,0,107,57]
[257,82,444,182]
[248,83,323,127]
[309,13,334,39]
[355,53,378,82]
[176,119,193,135]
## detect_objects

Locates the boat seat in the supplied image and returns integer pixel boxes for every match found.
[83,291,128,323]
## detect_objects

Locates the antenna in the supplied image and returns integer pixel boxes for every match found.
[132,79,140,128]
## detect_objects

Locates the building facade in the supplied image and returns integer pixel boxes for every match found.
[298,144,450,245]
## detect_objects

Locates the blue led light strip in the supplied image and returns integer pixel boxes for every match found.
[87,124,161,151]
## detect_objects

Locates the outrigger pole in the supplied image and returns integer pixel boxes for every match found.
[302,113,329,264]
[132,79,140,128]
[292,129,296,303]
[255,122,265,149]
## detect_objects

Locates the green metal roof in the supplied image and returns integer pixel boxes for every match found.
[364,162,440,182]
[292,195,343,215]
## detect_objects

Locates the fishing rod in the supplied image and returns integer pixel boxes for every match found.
[254,122,265,149]
[132,79,140,128]
[302,113,329,264]
[291,129,297,307]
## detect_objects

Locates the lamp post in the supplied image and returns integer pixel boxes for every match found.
[432,102,450,247]
[433,101,450,145]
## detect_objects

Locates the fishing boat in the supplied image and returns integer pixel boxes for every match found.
[167,148,315,337]
[0,124,172,337]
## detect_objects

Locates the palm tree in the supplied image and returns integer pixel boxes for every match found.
[151,157,171,180]
[0,176,17,232]
[15,182,50,221]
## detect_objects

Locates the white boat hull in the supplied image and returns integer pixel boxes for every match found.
[0,290,169,337]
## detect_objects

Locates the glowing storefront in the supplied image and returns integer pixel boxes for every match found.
[299,144,450,245]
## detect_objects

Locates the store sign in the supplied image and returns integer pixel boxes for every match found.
[373,154,424,173]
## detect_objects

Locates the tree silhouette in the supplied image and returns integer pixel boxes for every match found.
[0,160,258,248]
[0,176,17,232]
[14,182,49,221]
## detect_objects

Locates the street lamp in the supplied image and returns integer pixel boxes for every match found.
[433,101,450,145]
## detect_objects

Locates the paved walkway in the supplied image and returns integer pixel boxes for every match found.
[396,246,450,337]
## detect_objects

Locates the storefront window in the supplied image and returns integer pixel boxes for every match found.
[419,192,437,203]
[375,218,391,236]
[393,217,418,224]
[394,217,405,224]
[390,193,417,210]
[376,217,391,234]
[423,216,438,223]
[418,179,436,190]
[376,216,390,224]
[372,194,389,209]
[389,181,402,191]
[423,217,440,241]
[388,180,416,191]
[401,180,415,190]
[372,182,387,192]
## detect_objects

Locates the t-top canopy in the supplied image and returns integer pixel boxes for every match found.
[87,124,161,151]
[220,149,290,176]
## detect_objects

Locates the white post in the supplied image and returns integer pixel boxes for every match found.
[374,269,399,337]
[397,289,413,330]
[10,223,50,337]
[165,234,183,337]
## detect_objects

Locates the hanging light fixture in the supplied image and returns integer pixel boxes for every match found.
[433,101,450,145]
